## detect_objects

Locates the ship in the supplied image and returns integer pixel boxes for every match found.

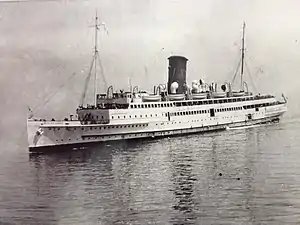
[26,20,288,153]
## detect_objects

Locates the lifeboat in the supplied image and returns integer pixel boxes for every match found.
[142,95,161,102]
[212,92,226,98]
[192,92,207,100]
[232,91,245,97]
[168,94,185,101]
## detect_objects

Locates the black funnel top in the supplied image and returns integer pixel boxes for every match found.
[167,56,188,94]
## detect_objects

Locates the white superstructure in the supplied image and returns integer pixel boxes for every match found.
[26,21,288,153]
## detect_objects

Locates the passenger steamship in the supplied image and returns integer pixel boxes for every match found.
[27,21,287,153]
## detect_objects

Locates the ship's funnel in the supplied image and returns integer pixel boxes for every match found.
[167,55,188,94]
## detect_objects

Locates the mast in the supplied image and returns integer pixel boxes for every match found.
[80,10,108,107]
[94,10,99,105]
[240,22,246,91]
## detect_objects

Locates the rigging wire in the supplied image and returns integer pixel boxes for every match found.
[96,51,108,90]
[231,58,241,86]
[32,71,77,114]
[245,61,258,94]
[80,56,95,106]
[81,11,108,106]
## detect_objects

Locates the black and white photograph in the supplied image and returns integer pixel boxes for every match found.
[0,0,298,224]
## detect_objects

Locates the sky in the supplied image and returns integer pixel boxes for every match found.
[0,0,300,147]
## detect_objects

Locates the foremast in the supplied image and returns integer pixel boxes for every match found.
[240,22,246,91]
[80,11,108,107]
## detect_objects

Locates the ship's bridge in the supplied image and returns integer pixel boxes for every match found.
[96,92,132,106]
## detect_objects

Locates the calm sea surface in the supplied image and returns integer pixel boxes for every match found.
[1,117,300,225]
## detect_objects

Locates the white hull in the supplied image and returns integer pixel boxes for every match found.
[27,99,287,153]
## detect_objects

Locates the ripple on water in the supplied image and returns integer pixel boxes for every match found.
[0,121,300,224]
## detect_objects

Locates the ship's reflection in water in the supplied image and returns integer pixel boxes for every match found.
[20,122,300,225]
[169,138,197,224]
